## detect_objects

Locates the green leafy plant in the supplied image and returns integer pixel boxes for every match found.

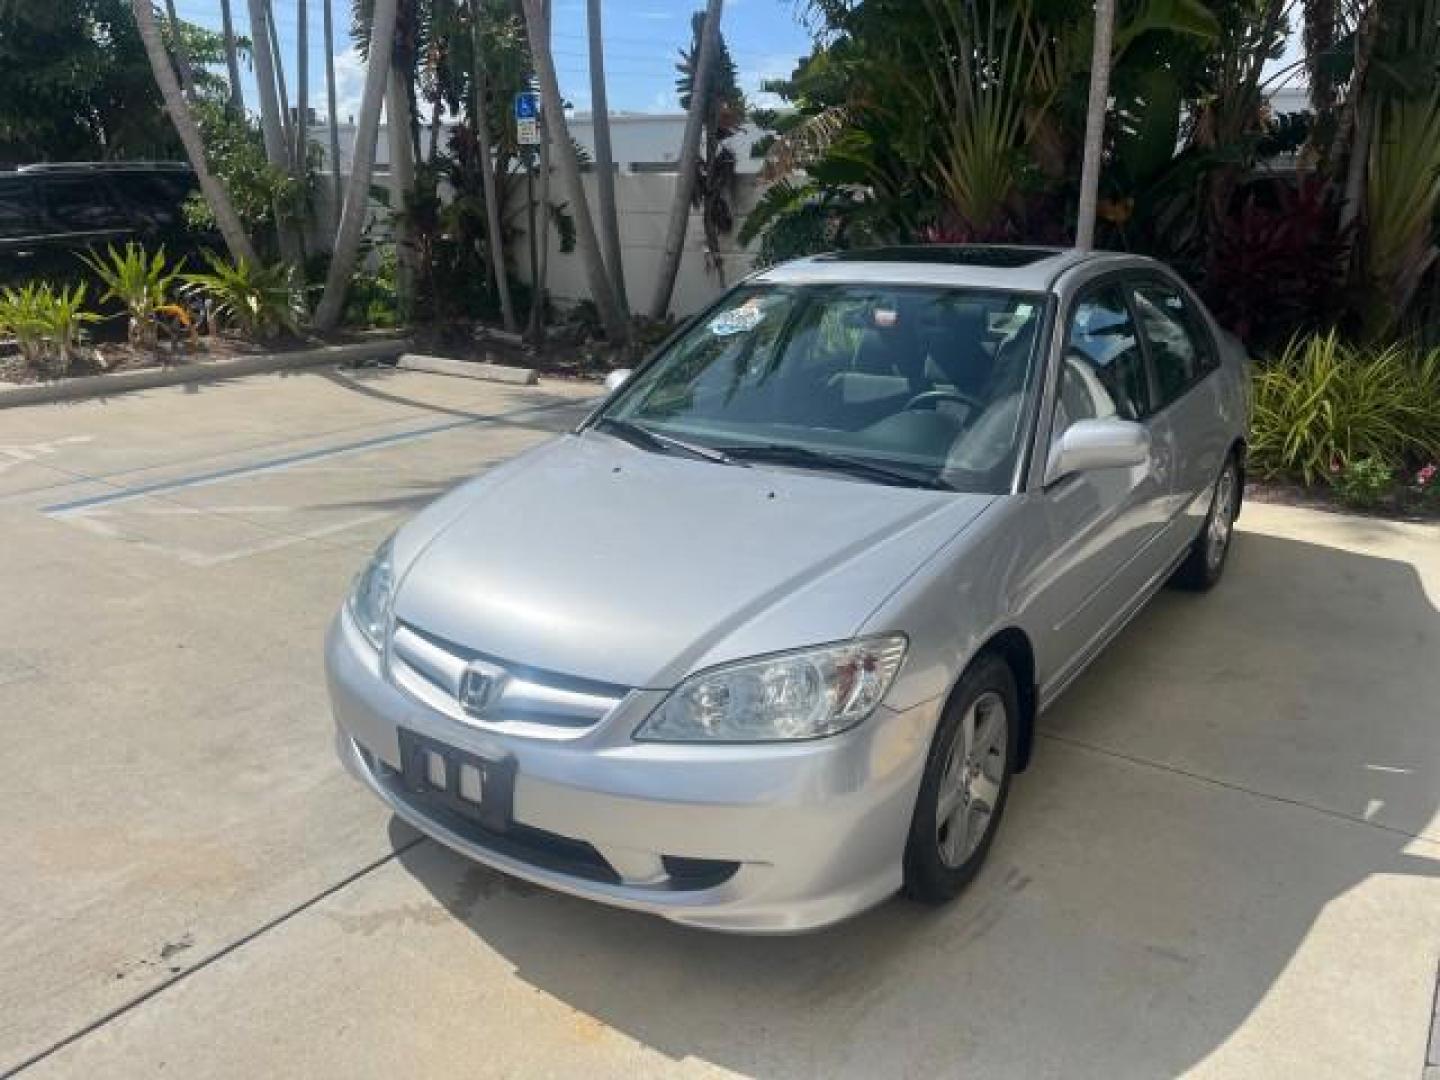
[1332,456,1395,507]
[44,283,100,374]
[79,243,184,350]
[0,282,99,374]
[0,282,52,367]
[1250,331,1440,485]
[182,252,301,342]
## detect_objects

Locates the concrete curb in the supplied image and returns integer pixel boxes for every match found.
[0,338,411,409]
[396,352,538,385]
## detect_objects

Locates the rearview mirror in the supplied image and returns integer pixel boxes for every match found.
[604,368,632,393]
[1045,418,1150,485]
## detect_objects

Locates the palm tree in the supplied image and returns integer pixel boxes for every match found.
[130,0,258,265]
[587,0,626,313]
[675,12,745,285]
[520,0,627,343]
[649,0,722,321]
[387,63,419,309]
[296,0,309,170]
[470,0,518,332]
[162,0,198,102]
[1074,0,1117,251]
[322,0,343,223]
[315,0,400,329]
[246,0,305,267]
[220,0,246,114]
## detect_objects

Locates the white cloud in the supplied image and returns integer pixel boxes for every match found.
[738,51,799,109]
[326,48,366,126]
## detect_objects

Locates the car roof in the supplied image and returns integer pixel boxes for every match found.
[751,245,1147,293]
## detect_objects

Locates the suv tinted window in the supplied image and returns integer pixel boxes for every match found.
[0,178,40,239]
[41,176,131,231]
[108,172,195,228]
[1053,284,1150,439]
[1131,281,1215,405]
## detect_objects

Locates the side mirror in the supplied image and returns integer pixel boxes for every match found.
[1045,418,1150,485]
[604,368,632,393]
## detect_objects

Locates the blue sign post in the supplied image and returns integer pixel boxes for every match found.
[514,92,540,121]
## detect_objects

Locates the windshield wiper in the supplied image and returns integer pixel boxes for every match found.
[592,417,739,465]
[716,443,953,490]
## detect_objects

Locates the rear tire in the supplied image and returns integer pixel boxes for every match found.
[903,653,1019,904]
[1171,454,1239,592]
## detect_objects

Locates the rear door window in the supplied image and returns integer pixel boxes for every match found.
[107,172,194,228]
[40,176,132,231]
[1130,281,1217,406]
[0,178,41,238]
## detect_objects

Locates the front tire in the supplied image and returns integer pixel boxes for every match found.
[903,653,1019,904]
[1171,454,1239,592]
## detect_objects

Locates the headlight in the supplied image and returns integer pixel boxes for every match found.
[636,636,908,742]
[347,537,395,650]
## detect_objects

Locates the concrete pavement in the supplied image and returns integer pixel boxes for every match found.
[1,367,1437,1078]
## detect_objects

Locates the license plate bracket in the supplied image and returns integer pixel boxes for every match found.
[398,728,515,834]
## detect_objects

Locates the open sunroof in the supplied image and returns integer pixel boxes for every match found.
[817,246,1060,268]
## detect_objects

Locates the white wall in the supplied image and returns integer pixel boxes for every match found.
[312,113,770,174]
[313,168,766,319]
[514,170,764,318]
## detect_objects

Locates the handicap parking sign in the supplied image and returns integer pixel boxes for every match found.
[514,92,540,121]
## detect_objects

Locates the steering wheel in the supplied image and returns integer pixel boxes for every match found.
[904,388,986,413]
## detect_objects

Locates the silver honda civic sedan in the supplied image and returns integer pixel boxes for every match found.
[326,246,1250,932]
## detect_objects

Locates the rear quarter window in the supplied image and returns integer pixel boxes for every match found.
[108,172,195,228]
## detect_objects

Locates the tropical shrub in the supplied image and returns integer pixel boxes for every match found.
[1250,332,1440,485]
[1332,457,1395,507]
[80,243,184,350]
[184,101,312,244]
[183,252,301,342]
[1201,179,1352,351]
[0,282,99,374]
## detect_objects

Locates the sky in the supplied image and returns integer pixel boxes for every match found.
[169,0,816,124]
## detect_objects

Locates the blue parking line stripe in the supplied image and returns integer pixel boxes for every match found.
[42,398,590,515]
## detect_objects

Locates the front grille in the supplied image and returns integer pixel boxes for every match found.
[388,621,628,737]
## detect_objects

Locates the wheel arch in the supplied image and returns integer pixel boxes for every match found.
[953,627,1038,773]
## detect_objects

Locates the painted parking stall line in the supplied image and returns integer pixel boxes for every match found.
[41,397,592,517]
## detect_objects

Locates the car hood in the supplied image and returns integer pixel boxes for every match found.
[393,432,993,689]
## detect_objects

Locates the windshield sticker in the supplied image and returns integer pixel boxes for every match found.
[709,302,766,337]
[872,308,898,328]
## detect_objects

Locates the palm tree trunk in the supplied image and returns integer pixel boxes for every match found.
[132,0,258,265]
[386,66,418,314]
[314,0,400,330]
[469,5,518,332]
[587,0,627,314]
[247,0,305,267]
[162,0,198,102]
[266,0,296,159]
[1075,0,1117,251]
[520,0,627,343]
[296,0,309,168]
[322,0,343,227]
[531,126,552,343]
[220,0,245,114]
[648,0,722,321]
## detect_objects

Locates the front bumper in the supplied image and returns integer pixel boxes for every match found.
[325,610,940,933]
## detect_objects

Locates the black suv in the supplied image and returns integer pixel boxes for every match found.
[0,162,218,289]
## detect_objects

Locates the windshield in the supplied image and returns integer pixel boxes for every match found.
[598,284,1044,492]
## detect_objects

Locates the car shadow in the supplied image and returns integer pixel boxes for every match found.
[387,526,1440,1077]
